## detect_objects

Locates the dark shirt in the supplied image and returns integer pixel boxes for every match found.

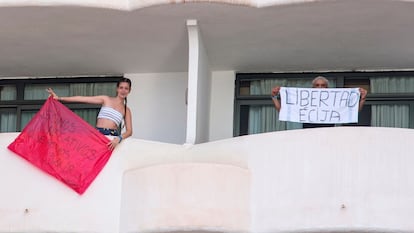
[302,123,335,129]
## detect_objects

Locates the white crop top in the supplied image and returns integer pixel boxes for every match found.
[97,106,123,126]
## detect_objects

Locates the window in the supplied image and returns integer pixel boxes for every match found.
[234,72,414,136]
[0,77,122,132]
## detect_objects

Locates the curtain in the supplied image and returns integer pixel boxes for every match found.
[21,111,37,130]
[0,112,17,132]
[248,78,337,134]
[25,84,69,100]
[370,77,414,93]
[1,85,16,100]
[69,83,115,125]
[370,77,414,128]
[371,105,409,128]
[15,82,116,131]
[0,86,17,132]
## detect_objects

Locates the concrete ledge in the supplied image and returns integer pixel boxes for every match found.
[2,127,414,232]
[0,0,323,10]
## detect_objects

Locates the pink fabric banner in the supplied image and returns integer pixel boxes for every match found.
[8,97,113,194]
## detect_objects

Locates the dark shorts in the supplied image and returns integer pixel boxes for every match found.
[96,127,119,136]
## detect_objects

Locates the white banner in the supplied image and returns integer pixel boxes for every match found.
[279,87,360,124]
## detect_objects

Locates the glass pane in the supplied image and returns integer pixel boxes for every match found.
[70,83,117,96]
[247,78,337,96]
[93,82,117,96]
[247,105,302,134]
[370,77,414,94]
[23,82,115,129]
[344,78,371,93]
[73,109,99,127]
[239,80,251,96]
[0,85,17,101]
[21,110,38,129]
[0,110,17,132]
[25,84,69,100]
[22,109,99,131]
[371,104,410,128]
[24,82,117,100]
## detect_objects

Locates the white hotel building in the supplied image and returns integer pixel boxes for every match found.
[1,0,414,232]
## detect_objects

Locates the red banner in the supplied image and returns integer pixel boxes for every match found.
[8,97,113,194]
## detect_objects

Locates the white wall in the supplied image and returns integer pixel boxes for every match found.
[0,0,320,10]
[125,72,187,144]
[209,70,235,141]
[0,132,249,233]
[125,70,231,145]
[120,163,249,233]
[247,127,414,233]
[0,133,124,233]
[2,127,414,233]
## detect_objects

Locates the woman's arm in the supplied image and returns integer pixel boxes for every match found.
[59,95,107,105]
[47,88,107,105]
[121,107,133,140]
[108,107,133,150]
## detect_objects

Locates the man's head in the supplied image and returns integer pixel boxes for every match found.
[312,76,329,88]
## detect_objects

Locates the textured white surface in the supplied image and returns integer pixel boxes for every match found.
[2,1,414,77]
[120,163,249,233]
[1,127,414,232]
[0,0,316,9]
[249,127,414,233]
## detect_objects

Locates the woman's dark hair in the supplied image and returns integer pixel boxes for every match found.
[117,77,132,129]
[117,77,132,89]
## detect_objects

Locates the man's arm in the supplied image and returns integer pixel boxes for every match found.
[359,87,368,111]
[271,86,281,112]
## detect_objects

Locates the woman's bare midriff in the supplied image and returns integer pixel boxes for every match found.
[96,118,118,130]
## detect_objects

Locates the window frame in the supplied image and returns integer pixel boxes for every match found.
[234,71,414,136]
[0,76,122,132]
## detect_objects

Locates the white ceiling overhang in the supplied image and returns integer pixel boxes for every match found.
[0,0,414,77]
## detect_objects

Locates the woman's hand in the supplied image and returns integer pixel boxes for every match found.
[107,137,121,150]
[46,88,59,100]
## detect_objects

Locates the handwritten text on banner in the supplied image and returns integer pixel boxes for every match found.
[279,87,360,124]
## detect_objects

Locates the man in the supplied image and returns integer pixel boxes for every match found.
[271,76,368,128]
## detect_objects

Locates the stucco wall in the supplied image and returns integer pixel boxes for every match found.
[125,72,188,144]
[209,71,235,142]
[248,127,414,233]
[1,127,414,233]
[0,0,320,10]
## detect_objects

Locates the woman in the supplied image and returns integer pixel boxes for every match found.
[47,78,132,150]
